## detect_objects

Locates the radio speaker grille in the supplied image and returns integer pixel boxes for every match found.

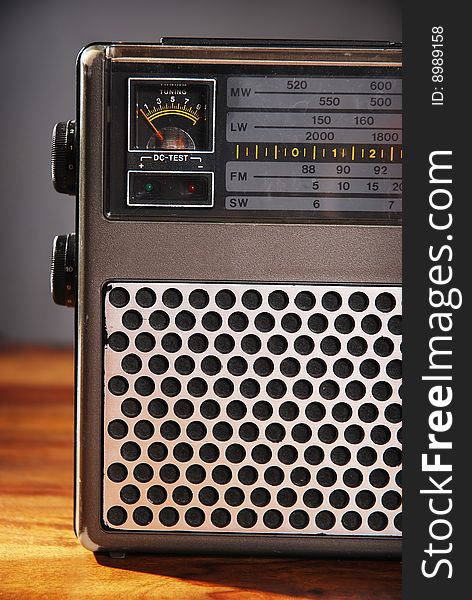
[103,282,402,535]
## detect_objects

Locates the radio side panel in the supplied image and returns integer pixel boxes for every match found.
[76,44,401,555]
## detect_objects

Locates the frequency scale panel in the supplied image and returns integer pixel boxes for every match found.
[107,63,402,222]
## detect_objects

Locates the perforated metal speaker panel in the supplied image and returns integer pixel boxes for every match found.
[103,282,402,535]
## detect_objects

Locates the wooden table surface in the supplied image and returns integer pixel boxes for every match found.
[0,347,401,599]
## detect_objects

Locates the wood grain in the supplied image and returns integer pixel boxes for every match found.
[0,347,401,599]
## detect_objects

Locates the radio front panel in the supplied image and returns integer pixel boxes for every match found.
[108,62,402,223]
[61,41,403,556]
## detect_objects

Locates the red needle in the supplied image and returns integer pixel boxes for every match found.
[140,109,165,142]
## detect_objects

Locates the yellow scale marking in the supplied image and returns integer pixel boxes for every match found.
[233,143,402,162]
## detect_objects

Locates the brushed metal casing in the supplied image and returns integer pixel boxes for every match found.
[75,42,402,556]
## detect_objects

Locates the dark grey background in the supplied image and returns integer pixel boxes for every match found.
[0,0,401,345]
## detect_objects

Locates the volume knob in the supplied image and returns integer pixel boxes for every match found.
[51,234,76,307]
[51,120,77,195]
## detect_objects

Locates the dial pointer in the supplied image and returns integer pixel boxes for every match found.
[140,109,165,142]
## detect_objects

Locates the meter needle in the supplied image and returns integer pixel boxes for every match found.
[140,109,165,142]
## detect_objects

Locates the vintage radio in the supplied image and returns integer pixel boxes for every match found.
[50,39,402,556]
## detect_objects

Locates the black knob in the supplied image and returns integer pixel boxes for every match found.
[51,234,76,307]
[51,120,77,195]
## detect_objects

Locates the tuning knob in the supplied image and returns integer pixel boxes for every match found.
[51,120,77,195]
[51,234,76,307]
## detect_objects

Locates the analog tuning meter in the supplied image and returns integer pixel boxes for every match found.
[130,78,215,151]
